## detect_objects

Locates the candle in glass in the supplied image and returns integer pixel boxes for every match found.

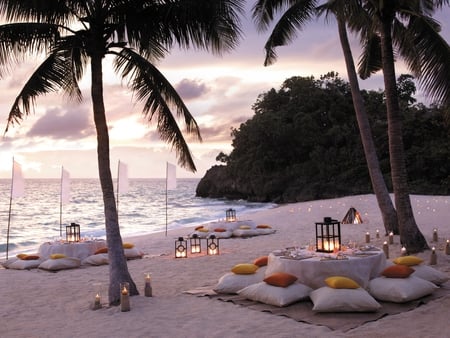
[120,282,130,312]
[144,273,152,297]
[94,293,101,310]
[430,247,437,265]
[401,246,407,256]
[376,229,380,239]
[365,232,370,243]
[388,232,394,244]
[432,228,438,242]
[446,240,450,255]
[382,241,389,259]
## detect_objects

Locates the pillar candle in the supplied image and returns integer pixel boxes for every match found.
[388,232,394,245]
[430,247,437,265]
[445,240,450,255]
[120,282,131,312]
[383,241,389,259]
[376,229,380,239]
[365,232,370,243]
[401,246,407,256]
[432,229,438,242]
[94,293,101,310]
[144,273,152,297]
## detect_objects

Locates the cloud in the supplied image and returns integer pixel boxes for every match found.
[175,79,209,100]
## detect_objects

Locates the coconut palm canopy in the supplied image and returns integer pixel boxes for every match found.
[0,0,244,304]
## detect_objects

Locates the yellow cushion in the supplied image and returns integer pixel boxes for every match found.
[264,272,298,287]
[239,225,252,230]
[393,255,424,266]
[382,265,415,278]
[256,224,272,229]
[94,247,108,254]
[231,263,259,275]
[253,256,268,267]
[22,255,40,261]
[50,254,67,259]
[325,276,360,289]
[198,228,209,232]
[122,243,134,249]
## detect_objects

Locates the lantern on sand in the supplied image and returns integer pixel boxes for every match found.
[175,237,188,258]
[207,235,219,255]
[190,234,201,254]
[225,208,236,222]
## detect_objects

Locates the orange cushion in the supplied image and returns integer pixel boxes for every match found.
[214,228,226,232]
[94,247,108,255]
[253,256,268,267]
[382,265,415,278]
[22,255,40,261]
[264,272,298,287]
[256,224,272,229]
[195,225,204,231]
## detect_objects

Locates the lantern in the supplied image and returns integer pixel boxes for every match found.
[66,223,80,243]
[226,208,236,222]
[189,234,201,254]
[207,235,219,255]
[315,217,341,253]
[175,237,188,258]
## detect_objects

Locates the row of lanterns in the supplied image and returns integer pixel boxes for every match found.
[175,234,220,258]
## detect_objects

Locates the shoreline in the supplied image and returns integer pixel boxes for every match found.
[1,194,449,337]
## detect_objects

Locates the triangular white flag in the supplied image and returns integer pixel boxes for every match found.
[61,167,71,204]
[166,162,177,190]
[118,161,129,194]
[11,160,25,198]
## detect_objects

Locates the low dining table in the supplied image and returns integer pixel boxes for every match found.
[38,240,107,260]
[265,247,386,289]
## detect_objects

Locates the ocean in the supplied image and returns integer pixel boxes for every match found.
[0,178,276,259]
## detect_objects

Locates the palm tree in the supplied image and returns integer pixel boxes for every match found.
[354,0,449,252]
[252,0,399,235]
[0,0,244,304]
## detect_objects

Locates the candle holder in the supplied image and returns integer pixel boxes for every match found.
[144,273,152,297]
[315,218,341,253]
[376,229,380,239]
[401,246,407,256]
[388,231,394,245]
[432,229,438,242]
[175,237,188,258]
[445,240,450,255]
[189,234,201,254]
[207,235,220,255]
[365,232,370,244]
[120,282,130,312]
[226,208,236,222]
[92,283,102,310]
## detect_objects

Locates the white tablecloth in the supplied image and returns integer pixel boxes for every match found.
[265,249,386,289]
[38,240,107,260]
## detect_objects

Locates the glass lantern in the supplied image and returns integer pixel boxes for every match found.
[315,217,341,253]
[66,223,81,243]
[225,208,236,222]
[207,235,220,255]
[189,234,201,254]
[175,237,188,258]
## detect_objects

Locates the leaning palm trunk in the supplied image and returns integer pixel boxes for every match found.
[91,54,137,304]
[379,18,428,252]
[337,17,399,235]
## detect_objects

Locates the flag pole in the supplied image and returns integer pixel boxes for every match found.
[165,162,168,237]
[117,160,120,216]
[59,166,63,237]
[6,158,15,260]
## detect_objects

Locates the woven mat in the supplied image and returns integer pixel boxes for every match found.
[185,282,450,332]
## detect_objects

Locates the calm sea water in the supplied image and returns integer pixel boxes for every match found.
[0,178,275,259]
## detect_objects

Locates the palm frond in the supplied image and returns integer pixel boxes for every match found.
[113,48,202,171]
[358,33,382,79]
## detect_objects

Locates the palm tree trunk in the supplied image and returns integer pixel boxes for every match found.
[90,54,138,304]
[379,17,428,252]
[337,17,399,235]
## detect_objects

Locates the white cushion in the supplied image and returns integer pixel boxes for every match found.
[310,286,381,312]
[255,228,276,235]
[124,247,144,259]
[38,257,81,271]
[4,258,44,270]
[232,229,259,237]
[238,281,312,307]
[369,276,438,303]
[214,267,266,294]
[412,265,449,285]
[82,253,109,266]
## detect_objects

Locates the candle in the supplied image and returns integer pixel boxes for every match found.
[430,247,437,265]
[144,273,152,297]
[383,241,389,259]
[120,282,130,312]
[432,228,438,242]
[94,293,101,310]
[401,246,407,256]
[446,240,450,255]
[376,229,380,239]
[365,232,370,243]
[388,232,394,244]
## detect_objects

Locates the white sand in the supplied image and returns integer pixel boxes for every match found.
[1,194,449,338]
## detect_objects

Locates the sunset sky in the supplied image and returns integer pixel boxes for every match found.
[0,4,448,179]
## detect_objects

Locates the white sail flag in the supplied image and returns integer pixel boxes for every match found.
[118,161,129,194]
[11,160,25,198]
[61,168,71,204]
[166,162,177,190]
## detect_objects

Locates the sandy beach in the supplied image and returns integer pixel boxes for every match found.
[1,194,449,338]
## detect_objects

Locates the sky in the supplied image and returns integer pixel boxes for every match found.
[0,4,449,179]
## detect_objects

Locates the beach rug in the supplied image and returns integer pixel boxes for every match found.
[185,282,450,332]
